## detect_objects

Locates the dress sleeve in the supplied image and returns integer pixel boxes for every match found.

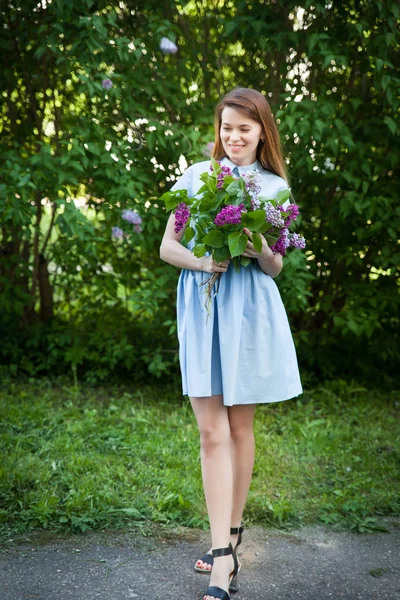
[170,165,193,196]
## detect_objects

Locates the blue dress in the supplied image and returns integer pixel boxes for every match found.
[171,157,303,406]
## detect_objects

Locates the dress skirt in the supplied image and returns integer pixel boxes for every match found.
[176,261,303,406]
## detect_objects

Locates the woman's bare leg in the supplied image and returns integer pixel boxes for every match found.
[195,403,257,571]
[228,404,257,540]
[190,394,234,599]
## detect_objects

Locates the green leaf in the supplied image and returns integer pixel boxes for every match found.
[193,243,207,258]
[160,191,187,212]
[275,189,291,205]
[252,232,263,254]
[384,116,397,135]
[228,232,248,258]
[199,196,213,212]
[210,157,221,174]
[203,229,225,248]
[240,256,251,267]
[225,181,240,195]
[241,210,267,231]
[211,191,226,212]
[265,233,279,246]
[183,226,195,243]
[213,246,231,262]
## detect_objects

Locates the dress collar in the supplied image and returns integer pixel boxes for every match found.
[220,156,261,175]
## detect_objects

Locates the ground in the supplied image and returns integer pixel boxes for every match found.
[1,520,399,600]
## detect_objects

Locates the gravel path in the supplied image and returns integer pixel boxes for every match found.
[1,520,399,600]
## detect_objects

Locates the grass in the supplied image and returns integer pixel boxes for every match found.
[0,378,399,539]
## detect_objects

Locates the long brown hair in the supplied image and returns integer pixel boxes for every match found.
[213,87,288,183]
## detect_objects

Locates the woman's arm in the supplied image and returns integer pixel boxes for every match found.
[160,213,230,274]
[242,228,283,278]
[256,250,283,278]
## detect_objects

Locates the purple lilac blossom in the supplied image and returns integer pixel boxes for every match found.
[174,203,190,233]
[160,37,178,54]
[134,224,143,234]
[243,170,262,200]
[271,227,290,256]
[202,141,215,157]
[214,203,246,226]
[122,209,142,225]
[284,203,300,226]
[265,202,285,228]
[210,162,233,189]
[290,232,306,249]
[102,78,113,90]
[112,226,124,239]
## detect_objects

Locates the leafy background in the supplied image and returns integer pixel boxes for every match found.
[0,0,399,385]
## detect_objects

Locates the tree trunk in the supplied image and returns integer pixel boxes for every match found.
[39,253,53,322]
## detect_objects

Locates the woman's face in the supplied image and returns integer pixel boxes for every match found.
[220,106,263,166]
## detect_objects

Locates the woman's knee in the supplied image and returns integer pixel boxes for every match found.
[228,407,256,444]
[199,422,231,453]
[229,423,254,445]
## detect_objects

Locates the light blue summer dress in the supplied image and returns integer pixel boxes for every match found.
[171,156,303,406]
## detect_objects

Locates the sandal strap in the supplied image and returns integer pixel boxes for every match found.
[204,586,230,600]
[211,543,239,577]
[230,524,244,535]
[198,552,214,565]
[230,524,244,548]
[212,543,233,558]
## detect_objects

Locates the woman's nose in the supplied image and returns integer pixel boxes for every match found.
[229,131,241,141]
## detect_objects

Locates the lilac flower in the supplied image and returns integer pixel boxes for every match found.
[134,224,142,234]
[160,37,178,54]
[102,78,113,90]
[202,141,215,157]
[243,170,262,202]
[265,202,285,228]
[271,228,290,256]
[284,203,300,226]
[214,203,246,226]
[290,232,306,249]
[210,162,234,189]
[122,209,142,225]
[112,226,124,239]
[174,203,190,233]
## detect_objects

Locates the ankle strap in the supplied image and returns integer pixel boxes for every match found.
[230,525,244,535]
[212,542,233,558]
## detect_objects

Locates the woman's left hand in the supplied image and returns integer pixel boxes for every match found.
[241,228,273,259]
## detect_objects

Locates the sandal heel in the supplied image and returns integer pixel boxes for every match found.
[203,543,239,600]
[229,572,239,593]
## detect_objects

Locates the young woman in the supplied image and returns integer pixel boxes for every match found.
[160,87,302,600]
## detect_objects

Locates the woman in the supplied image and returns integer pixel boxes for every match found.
[160,87,302,600]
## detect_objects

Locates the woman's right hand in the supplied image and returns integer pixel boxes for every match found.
[199,256,231,274]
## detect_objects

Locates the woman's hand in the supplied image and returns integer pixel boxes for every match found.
[242,228,273,260]
[199,256,231,274]
[242,227,283,277]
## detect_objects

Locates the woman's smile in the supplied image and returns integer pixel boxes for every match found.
[220,106,262,166]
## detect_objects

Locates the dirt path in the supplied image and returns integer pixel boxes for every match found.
[1,520,399,599]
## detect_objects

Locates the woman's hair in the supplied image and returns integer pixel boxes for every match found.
[212,87,288,182]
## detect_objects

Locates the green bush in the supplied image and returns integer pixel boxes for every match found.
[0,1,398,383]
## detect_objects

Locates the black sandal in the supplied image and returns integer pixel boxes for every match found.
[194,525,244,574]
[202,543,240,600]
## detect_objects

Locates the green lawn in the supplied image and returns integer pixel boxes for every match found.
[0,379,398,539]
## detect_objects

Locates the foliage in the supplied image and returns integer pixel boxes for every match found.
[0,379,398,538]
[162,158,303,265]
[0,0,399,382]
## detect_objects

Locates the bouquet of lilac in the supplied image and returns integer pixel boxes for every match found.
[161,158,305,302]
